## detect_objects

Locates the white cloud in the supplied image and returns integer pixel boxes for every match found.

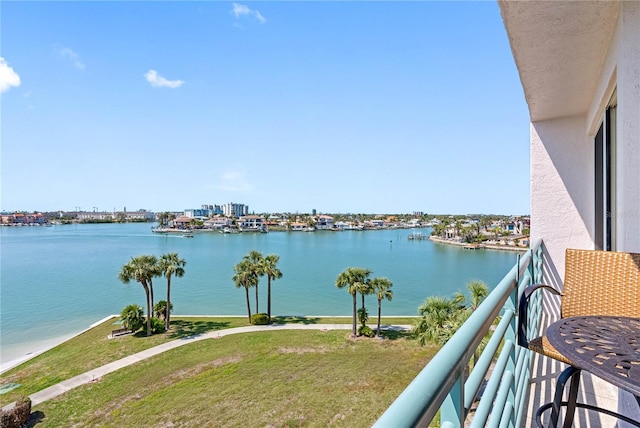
[232,3,266,24]
[144,70,185,89]
[57,47,85,70]
[0,57,21,93]
[213,171,253,192]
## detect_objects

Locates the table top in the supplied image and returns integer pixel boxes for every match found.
[547,316,640,397]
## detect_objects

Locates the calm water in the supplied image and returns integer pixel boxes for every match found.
[0,223,519,366]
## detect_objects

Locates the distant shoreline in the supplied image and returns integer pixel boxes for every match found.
[428,235,527,253]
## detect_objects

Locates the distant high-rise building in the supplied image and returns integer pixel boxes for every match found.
[223,202,248,218]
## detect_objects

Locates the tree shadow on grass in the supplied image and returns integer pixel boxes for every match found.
[378,327,413,341]
[166,320,231,339]
[271,316,320,325]
[26,410,45,427]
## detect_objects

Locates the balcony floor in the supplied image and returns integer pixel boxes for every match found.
[522,312,640,427]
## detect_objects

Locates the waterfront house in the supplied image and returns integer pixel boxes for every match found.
[377,1,639,426]
[313,214,335,230]
[204,216,232,230]
[1,212,47,225]
[239,215,266,231]
[289,222,308,231]
[170,216,192,229]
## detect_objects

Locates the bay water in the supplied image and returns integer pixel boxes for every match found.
[0,223,519,367]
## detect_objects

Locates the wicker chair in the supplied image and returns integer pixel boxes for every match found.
[518,248,640,427]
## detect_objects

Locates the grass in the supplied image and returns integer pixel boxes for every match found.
[0,316,419,410]
[27,329,437,427]
[0,317,246,407]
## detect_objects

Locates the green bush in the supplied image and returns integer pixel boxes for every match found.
[358,325,375,337]
[150,317,166,334]
[0,396,31,428]
[153,300,173,320]
[251,313,269,325]
[357,307,369,326]
[120,304,144,332]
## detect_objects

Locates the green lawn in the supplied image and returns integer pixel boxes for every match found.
[28,329,436,427]
[0,316,420,411]
[0,317,250,408]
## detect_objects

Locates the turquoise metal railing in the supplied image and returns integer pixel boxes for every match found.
[374,239,544,428]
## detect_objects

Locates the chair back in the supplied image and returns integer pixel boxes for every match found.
[562,249,640,318]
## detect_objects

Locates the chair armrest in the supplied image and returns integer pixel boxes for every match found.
[518,284,562,348]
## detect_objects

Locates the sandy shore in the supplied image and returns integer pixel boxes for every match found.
[0,315,118,374]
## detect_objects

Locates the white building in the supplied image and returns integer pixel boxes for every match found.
[239,215,266,231]
[500,1,640,424]
[223,202,248,218]
[313,215,335,230]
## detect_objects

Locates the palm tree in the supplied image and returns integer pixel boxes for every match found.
[335,267,371,337]
[262,254,283,323]
[413,295,461,346]
[158,253,186,330]
[358,279,373,311]
[233,258,258,323]
[120,303,144,332]
[153,300,173,320]
[454,280,489,366]
[137,254,160,311]
[118,255,158,336]
[244,250,264,313]
[466,280,488,310]
[371,277,393,337]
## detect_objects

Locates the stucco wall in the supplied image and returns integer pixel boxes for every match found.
[615,1,640,253]
[530,116,594,281]
[532,1,640,275]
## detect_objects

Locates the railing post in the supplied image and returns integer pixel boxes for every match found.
[441,375,463,427]
[375,239,543,427]
[503,254,519,428]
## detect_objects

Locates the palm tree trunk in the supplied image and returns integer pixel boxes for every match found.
[352,293,357,337]
[142,282,152,336]
[267,276,272,323]
[361,293,365,310]
[255,284,259,314]
[166,276,172,330]
[245,286,252,323]
[149,278,155,312]
[377,300,382,337]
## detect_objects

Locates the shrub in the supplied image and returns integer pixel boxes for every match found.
[0,396,31,428]
[357,307,369,326]
[358,325,375,337]
[150,317,166,334]
[120,304,144,332]
[153,300,173,320]
[251,313,269,325]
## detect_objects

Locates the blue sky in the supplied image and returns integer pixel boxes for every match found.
[1,1,530,215]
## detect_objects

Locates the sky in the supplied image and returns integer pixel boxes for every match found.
[1,1,531,215]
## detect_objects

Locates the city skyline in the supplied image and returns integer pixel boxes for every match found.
[1,2,530,215]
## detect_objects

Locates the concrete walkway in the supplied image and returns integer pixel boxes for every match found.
[4,323,411,410]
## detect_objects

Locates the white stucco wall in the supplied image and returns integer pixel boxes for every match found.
[531,1,640,274]
[530,117,594,281]
[615,1,640,253]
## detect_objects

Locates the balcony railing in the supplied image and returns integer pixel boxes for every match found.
[375,238,544,427]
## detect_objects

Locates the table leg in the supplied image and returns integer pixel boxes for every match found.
[550,366,582,428]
